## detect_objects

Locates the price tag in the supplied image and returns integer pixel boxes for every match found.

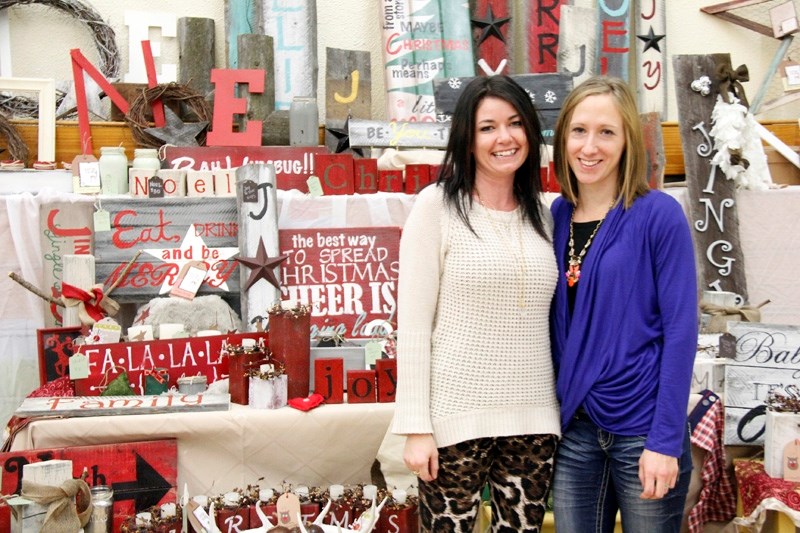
[365,340,383,368]
[307,176,324,196]
[242,180,259,202]
[69,353,89,380]
[78,161,101,188]
[170,261,208,300]
[148,176,165,198]
[93,209,111,232]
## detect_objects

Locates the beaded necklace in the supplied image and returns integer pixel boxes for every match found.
[565,203,613,287]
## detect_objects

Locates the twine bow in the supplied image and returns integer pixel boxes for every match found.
[716,63,750,107]
[700,299,768,333]
[61,283,120,325]
[19,478,92,533]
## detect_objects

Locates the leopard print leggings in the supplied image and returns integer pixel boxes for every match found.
[417,434,557,533]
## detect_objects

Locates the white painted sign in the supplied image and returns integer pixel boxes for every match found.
[15,393,230,417]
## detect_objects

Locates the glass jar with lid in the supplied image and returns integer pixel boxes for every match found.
[132,148,161,171]
[99,146,128,195]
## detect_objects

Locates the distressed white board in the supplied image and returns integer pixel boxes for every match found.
[236,164,280,330]
[123,11,178,83]
[723,322,800,445]
[261,0,318,110]
[348,118,449,149]
[597,0,631,80]
[381,0,419,121]
[635,0,667,116]
[557,5,597,86]
[15,394,231,417]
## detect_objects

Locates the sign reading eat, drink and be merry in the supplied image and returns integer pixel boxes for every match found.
[278,227,400,339]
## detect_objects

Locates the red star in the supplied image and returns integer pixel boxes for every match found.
[235,237,288,291]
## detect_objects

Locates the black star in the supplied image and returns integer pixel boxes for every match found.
[471,5,511,45]
[144,106,208,146]
[325,116,364,157]
[235,237,288,291]
[637,27,666,53]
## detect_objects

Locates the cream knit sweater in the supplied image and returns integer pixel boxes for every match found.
[392,184,561,448]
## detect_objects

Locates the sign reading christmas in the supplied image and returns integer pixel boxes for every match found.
[278,227,400,338]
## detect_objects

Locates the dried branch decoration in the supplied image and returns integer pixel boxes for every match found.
[0,112,29,162]
[0,0,120,118]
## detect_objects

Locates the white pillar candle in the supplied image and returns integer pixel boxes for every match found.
[259,487,274,502]
[127,324,154,341]
[160,502,177,518]
[391,489,407,505]
[159,323,186,339]
[135,511,152,526]
[192,495,209,507]
[329,484,344,500]
[223,491,241,506]
[197,329,222,337]
[295,485,309,499]
[241,338,257,348]
[363,484,378,500]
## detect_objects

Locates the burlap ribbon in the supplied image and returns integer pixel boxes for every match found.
[700,300,765,332]
[61,282,120,325]
[716,63,750,107]
[19,478,92,533]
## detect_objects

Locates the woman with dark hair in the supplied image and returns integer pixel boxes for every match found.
[549,76,697,532]
[392,75,560,532]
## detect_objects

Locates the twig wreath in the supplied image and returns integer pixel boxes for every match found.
[0,0,119,118]
[125,83,213,147]
[0,111,28,161]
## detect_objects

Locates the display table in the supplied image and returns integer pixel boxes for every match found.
[734,459,800,531]
[9,402,396,495]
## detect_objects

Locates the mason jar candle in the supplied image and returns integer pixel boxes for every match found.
[132,148,161,171]
[99,146,128,194]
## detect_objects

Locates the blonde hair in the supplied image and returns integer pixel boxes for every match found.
[553,76,649,208]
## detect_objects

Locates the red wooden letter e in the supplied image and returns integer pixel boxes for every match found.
[206,69,265,147]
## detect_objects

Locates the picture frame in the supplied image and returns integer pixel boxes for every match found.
[36,326,82,385]
[0,77,56,161]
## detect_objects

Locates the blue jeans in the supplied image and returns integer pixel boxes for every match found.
[552,414,692,533]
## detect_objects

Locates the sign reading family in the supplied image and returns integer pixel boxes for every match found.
[278,227,400,339]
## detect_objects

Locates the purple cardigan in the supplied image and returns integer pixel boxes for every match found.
[550,190,698,458]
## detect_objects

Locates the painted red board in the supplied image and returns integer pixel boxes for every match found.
[73,332,268,396]
[314,358,344,404]
[378,170,403,192]
[347,369,377,403]
[0,439,177,533]
[164,146,327,191]
[527,1,567,73]
[315,153,355,195]
[353,158,379,194]
[403,164,431,194]
[473,0,512,75]
[376,358,397,403]
[278,227,400,339]
[206,68,265,147]
[379,503,419,533]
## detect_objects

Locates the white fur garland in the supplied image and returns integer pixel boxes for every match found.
[709,94,771,190]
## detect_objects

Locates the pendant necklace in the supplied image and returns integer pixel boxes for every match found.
[566,202,613,288]
[476,192,527,314]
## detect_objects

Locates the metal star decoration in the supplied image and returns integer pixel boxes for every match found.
[144,106,209,146]
[471,5,511,45]
[235,237,289,291]
[637,27,666,53]
[325,116,364,157]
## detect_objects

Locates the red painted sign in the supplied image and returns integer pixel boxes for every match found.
[163,146,327,192]
[527,1,566,73]
[278,227,400,339]
[73,332,268,396]
[0,440,176,533]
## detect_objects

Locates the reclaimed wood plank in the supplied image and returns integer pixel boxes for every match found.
[238,33,276,144]
[325,47,372,123]
[524,0,567,73]
[597,0,632,80]
[178,17,216,99]
[635,0,667,117]
[557,5,597,86]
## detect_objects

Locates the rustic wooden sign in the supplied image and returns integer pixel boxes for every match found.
[93,197,240,302]
[723,322,800,445]
[164,146,326,191]
[557,5,598,86]
[38,200,95,327]
[523,0,567,73]
[238,34,276,145]
[236,164,280,329]
[673,53,749,301]
[261,0,318,110]
[597,0,632,79]
[15,394,230,418]
[0,440,177,533]
[326,47,372,123]
[71,332,267,396]
[641,111,665,189]
[635,0,667,116]
[472,0,512,75]
[433,73,572,143]
[348,118,449,149]
[178,17,215,100]
[380,0,418,121]
[278,227,400,339]
[439,0,475,77]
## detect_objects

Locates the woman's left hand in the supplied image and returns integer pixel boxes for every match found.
[638,449,678,499]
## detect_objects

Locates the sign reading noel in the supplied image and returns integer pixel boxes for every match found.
[278,227,400,338]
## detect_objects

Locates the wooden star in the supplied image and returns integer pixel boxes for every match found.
[235,237,288,291]
[325,116,364,157]
[144,106,208,147]
[472,5,511,45]
[637,27,666,53]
